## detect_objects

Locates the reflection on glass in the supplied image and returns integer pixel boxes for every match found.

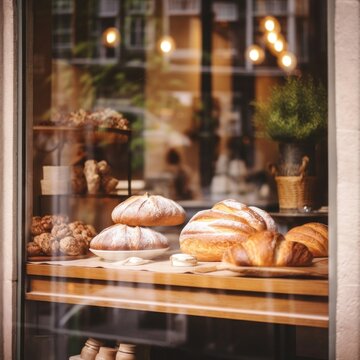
[102,27,121,48]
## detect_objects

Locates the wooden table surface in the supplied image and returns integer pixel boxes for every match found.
[26,263,329,328]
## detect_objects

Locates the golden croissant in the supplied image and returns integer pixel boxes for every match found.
[285,222,328,257]
[222,230,313,267]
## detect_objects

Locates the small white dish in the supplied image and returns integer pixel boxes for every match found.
[89,247,169,261]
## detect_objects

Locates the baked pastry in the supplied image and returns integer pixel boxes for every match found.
[34,233,59,256]
[51,224,72,239]
[249,206,277,232]
[111,193,186,227]
[59,236,88,256]
[27,242,43,257]
[84,160,101,194]
[90,224,169,251]
[223,231,313,267]
[31,216,45,236]
[68,221,97,242]
[179,200,276,261]
[40,214,68,231]
[285,222,328,257]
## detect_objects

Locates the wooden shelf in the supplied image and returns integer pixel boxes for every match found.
[33,125,131,136]
[39,193,128,199]
[26,263,328,328]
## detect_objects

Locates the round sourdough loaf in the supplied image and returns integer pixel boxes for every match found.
[90,223,169,251]
[179,200,276,261]
[111,193,186,227]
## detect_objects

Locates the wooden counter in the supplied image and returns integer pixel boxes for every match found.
[26,263,328,329]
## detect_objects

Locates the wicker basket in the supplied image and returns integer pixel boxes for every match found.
[275,175,318,210]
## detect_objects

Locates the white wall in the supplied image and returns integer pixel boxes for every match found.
[0,0,17,359]
[334,0,360,358]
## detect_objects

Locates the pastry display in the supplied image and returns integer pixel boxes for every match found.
[27,242,43,257]
[111,193,186,227]
[179,199,276,261]
[90,224,169,251]
[42,108,130,130]
[30,216,45,236]
[27,215,97,258]
[82,159,119,195]
[84,160,101,194]
[222,230,313,267]
[285,222,328,257]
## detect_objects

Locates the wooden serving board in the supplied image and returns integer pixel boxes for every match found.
[28,253,93,262]
[194,258,328,278]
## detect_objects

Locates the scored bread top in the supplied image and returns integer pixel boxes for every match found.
[90,224,169,251]
[111,193,186,227]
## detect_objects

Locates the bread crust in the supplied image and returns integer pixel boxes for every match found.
[223,231,313,267]
[179,200,276,261]
[90,224,169,251]
[285,222,328,257]
[111,193,186,226]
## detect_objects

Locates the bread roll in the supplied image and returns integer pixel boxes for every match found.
[27,242,43,257]
[179,200,276,261]
[223,231,313,267]
[111,193,186,227]
[285,222,328,257]
[90,224,169,251]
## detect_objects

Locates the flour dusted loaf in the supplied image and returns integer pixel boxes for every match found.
[179,199,277,261]
[223,230,313,267]
[90,224,169,251]
[111,193,186,227]
[285,222,328,257]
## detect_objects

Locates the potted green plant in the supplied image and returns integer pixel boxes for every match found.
[253,76,327,211]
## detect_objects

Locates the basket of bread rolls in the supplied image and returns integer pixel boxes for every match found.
[27,215,97,260]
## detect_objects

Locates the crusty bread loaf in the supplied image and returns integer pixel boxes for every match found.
[111,193,186,227]
[223,230,313,267]
[90,224,169,251]
[179,200,276,261]
[285,222,328,257]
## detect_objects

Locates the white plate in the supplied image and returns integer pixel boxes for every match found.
[89,247,170,261]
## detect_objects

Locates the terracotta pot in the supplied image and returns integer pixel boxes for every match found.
[80,338,103,360]
[95,347,117,360]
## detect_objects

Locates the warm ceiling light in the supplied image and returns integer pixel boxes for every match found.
[246,45,265,64]
[159,36,175,54]
[274,38,285,52]
[266,31,278,44]
[102,27,120,47]
[261,16,281,33]
[278,51,297,71]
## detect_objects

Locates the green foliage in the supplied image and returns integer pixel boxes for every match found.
[253,76,327,142]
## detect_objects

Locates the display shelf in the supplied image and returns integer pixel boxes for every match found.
[26,263,329,328]
[39,193,129,199]
[269,210,328,218]
[33,125,131,136]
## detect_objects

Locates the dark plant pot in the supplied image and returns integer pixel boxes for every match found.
[278,142,316,176]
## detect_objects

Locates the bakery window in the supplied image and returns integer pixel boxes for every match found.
[21,0,329,359]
